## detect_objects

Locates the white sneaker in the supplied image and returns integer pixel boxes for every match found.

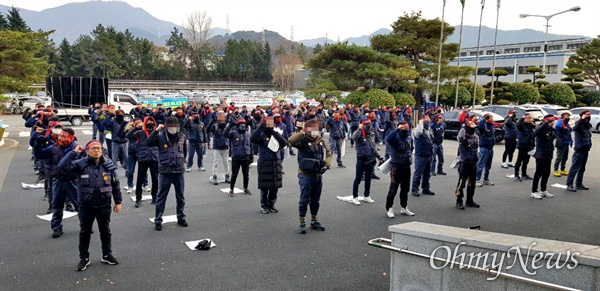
[144,186,151,192]
[123,186,129,190]
[386,208,395,218]
[530,192,542,199]
[476,181,483,187]
[363,196,375,203]
[126,189,133,194]
[539,191,554,198]
[501,163,508,169]
[400,207,415,216]
[508,162,515,167]
[352,197,361,205]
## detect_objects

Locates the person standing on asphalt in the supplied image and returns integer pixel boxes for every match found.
[430,114,446,176]
[146,117,188,231]
[531,115,557,199]
[126,116,159,207]
[553,112,573,177]
[224,118,253,197]
[289,119,332,234]
[351,119,384,205]
[251,116,287,214]
[514,113,535,182]
[455,121,480,210]
[185,113,208,172]
[385,121,414,217]
[118,119,147,194]
[501,110,518,169]
[58,140,122,271]
[566,110,593,192]
[102,109,128,170]
[327,112,347,168]
[208,111,230,185]
[475,113,496,187]
[411,116,435,196]
[34,128,79,238]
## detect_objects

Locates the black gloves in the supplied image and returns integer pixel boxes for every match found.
[35,135,46,145]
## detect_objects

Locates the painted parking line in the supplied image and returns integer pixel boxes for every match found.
[19,131,31,137]
[81,130,93,135]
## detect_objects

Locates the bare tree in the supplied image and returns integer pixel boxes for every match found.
[272,53,302,92]
[183,10,213,49]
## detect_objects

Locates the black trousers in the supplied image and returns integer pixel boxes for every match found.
[79,206,112,259]
[231,159,250,190]
[532,158,551,192]
[136,160,158,202]
[514,149,531,177]
[455,162,477,203]
[386,167,411,209]
[503,138,517,163]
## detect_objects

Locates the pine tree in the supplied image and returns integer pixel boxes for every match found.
[56,38,73,76]
[7,7,30,32]
[0,12,7,30]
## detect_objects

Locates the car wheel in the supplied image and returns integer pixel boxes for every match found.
[596,123,600,133]
[70,116,83,126]
[124,114,132,123]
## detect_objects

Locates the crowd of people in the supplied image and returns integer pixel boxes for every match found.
[21,99,593,271]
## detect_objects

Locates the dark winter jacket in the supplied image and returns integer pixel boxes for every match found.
[386,129,412,168]
[573,118,592,153]
[477,119,496,149]
[224,124,252,160]
[517,118,536,150]
[504,117,518,140]
[146,129,187,174]
[251,124,287,189]
[534,122,556,160]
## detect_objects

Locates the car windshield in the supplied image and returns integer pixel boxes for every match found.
[554,109,571,116]
[527,109,544,120]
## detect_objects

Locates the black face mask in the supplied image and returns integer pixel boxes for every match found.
[116,115,124,122]
[193,117,199,123]
[146,124,154,131]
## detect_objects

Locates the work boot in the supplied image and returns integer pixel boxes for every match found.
[553,170,561,177]
[456,201,465,210]
[466,201,480,208]
[135,200,141,208]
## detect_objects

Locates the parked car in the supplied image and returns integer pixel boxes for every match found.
[521,104,575,126]
[570,107,600,132]
[443,110,505,143]
[481,105,545,125]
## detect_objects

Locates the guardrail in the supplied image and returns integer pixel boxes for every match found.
[32,80,275,91]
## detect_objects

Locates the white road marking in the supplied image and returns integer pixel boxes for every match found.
[81,130,93,135]
[19,131,30,137]
[149,215,177,224]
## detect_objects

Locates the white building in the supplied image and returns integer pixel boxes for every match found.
[450,38,596,89]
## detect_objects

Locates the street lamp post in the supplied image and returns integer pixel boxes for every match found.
[519,6,581,73]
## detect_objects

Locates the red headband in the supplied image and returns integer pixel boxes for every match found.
[86,140,101,150]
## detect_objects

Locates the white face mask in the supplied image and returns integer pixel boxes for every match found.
[309,131,320,137]
[167,127,178,134]
[52,128,62,135]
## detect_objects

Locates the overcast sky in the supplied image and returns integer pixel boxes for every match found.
[1,0,598,40]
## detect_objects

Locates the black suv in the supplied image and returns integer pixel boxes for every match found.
[443,110,505,143]
[481,105,544,124]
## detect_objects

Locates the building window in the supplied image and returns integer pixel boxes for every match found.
[477,68,491,75]
[495,66,515,74]
[479,51,484,55]
[486,50,494,55]
[545,65,558,74]
[524,46,541,52]
[469,51,478,56]
[567,43,586,50]
[518,66,530,75]
[548,45,563,51]
[460,52,467,57]
[504,48,520,54]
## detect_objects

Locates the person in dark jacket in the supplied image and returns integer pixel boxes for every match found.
[251,116,287,214]
[566,110,593,192]
[209,111,230,185]
[130,103,148,120]
[502,110,518,168]
[348,106,361,147]
[475,113,496,186]
[282,107,296,155]
[34,128,79,238]
[185,113,208,171]
[288,119,332,234]
[553,112,573,177]
[35,122,68,213]
[58,140,122,271]
[531,115,557,199]
[119,119,148,194]
[90,105,107,145]
[327,112,347,168]
[455,121,480,210]
[224,118,253,197]
[514,113,535,181]
[412,116,435,196]
[385,121,414,217]
[30,124,47,183]
[89,103,101,140]
[102,109,128,170]
[146,117,188,231]
[151,104,167,125]
[350,119,383,205]
[126,116,159,207]
[430,114,446,176]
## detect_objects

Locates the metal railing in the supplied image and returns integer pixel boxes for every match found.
[32,80,275,91]
[368,238,581,291]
